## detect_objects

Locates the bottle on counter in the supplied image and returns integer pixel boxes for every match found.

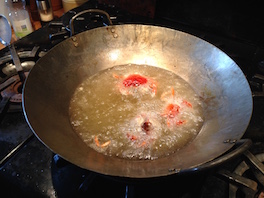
[5,0,34,39]
[36,0,54,25]
[62,0,88,13]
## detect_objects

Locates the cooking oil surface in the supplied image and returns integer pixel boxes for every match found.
[69,64,204,160]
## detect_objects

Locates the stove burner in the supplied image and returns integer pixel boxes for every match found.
[218,150,264,198]
[51,154,207,198]
[1,72,28,103]
[0,72,29,118]
[250,74,264,97]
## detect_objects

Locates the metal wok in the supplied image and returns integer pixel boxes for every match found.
[22,24,252,178]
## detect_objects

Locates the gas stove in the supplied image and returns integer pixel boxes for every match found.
[1,0,264,197]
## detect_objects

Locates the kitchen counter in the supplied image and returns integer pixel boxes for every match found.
[0,8,64,51]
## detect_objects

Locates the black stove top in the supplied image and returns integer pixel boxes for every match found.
[1,0,264,197]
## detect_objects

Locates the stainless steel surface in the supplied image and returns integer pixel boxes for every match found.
[23,24,253,178]
[8,44,25,73]
[36,0,52,11]
[0,14,12,46]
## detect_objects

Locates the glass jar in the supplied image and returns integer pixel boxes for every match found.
[5,0,34,39]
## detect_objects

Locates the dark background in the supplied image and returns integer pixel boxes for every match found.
[98,0,264,47]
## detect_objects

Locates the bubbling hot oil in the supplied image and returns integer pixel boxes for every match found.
[69,64,204,160]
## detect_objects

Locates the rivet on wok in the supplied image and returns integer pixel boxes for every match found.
[72,36,77,42]
[224,139,237,144]
[73,42,78,47]
[111,28,115,33]
[168,168,181,173]
[71,36,79,47]
[113,33,118,38]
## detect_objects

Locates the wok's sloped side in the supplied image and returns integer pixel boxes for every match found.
[23,24,252,178]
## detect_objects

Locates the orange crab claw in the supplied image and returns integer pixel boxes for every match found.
[176,120,186,125]
[139,141,147,147]
[127,133,138,141]
[113,73,121,79]
[149,82,157,95]
[94,136,111,147]
[171,87,175,97]
[163,103,180,118]
[182,100,192,108]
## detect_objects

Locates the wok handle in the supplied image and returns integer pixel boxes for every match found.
[69,9,113,36]
[169,139,252,174]
[204,138,252,167]
[196,139,252,171]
